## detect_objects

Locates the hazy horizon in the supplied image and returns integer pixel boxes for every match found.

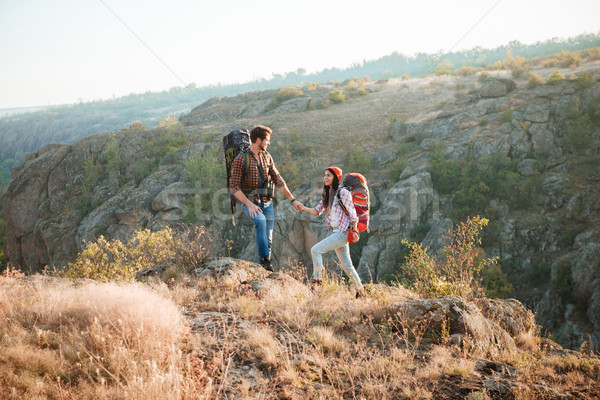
[1,0,599,110]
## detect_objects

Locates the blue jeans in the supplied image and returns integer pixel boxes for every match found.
[311,229,363,289]
[243,201,274,259]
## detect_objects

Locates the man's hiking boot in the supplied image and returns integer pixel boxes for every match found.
[310,279,323,287]
[355,289,365,299]
[259,256,274,272]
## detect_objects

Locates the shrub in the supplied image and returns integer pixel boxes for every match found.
[527,73,544,88]
[328,90,346,104]
[499,109,514,123]
[347,148,371,172]
[480,264,513,298]
[63,226,214,282]
[389,159,408,181]
[576,72,595,90]
[433,59,454,76]
[557,50,582,68]
[456,66,478,77]
[568,114,593,152]
[552,259,573,302]
[400,216,497,299]
[343,79,368,97]
[277,86,303,102]
[266,86,303,111]
[478,71,491,82]
[479,118,489,127]
[546,71,565,86]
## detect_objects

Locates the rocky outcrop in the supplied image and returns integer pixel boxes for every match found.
[387,295,536,356]
[357,172,436,281]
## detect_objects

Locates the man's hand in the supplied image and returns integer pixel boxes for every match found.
[248,203,263,219]
[293,200,304,212]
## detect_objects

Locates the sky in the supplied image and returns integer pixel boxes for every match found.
[0,0,599,110]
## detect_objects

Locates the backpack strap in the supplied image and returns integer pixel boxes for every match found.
[336,188,350,217]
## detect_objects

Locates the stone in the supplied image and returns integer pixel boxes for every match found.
[478,77,516,98]
[523,99,551,122]
[389,122,419,142]
[529,123,554,154]
[476,298,536,337]
[389,296,518,356]
[152,181,190,220]
[517,159,538,176]
[509,128,532,160]
[370,148,397,166]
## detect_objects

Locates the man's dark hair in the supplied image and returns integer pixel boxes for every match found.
[250,125,272,143]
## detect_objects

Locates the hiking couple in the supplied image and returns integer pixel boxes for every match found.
[229,125,364,297]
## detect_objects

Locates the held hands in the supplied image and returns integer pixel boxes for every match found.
[292,199,304,212]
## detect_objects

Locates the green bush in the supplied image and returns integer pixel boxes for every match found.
[499,109,514,123]
[184,148,225,216]
[433,59,454,76]
[64,229,175,282]
[479,118,489,127]
[576,72,596,90]
[478,71,491,82]
[63,226,214,282]
[552,259,573,302]
[429,151,523,219]
[527,73,544,88]
[134,159,159,185]
[347,148,371,172]
[400,216,497,299]
[568,114,593,152]
[328,90,346,104]
[481,264,514,298]
[389,159,408,181]
[546,71,565,86]
[343,79,368,97]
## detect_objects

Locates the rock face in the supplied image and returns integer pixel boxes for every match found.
[357,172,436,281]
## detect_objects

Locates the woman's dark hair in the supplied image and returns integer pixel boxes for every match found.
[322,172,340,211]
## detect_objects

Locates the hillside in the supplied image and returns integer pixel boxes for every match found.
[1,34,598,186]
[3,49,600,354]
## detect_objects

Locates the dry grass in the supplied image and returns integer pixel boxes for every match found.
[0,275,194,399]
[2,263,599,399]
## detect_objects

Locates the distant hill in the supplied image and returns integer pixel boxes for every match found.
[1,33,599,186]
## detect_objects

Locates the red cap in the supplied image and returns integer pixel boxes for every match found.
[327,166,342,182]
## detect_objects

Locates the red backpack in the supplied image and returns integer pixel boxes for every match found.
[336,173,370,233]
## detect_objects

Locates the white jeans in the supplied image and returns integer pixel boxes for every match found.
[311,229,364,289]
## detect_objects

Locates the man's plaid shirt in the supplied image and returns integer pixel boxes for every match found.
[314,188,358,233]
[229,148,285,203]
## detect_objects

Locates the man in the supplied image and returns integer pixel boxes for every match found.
[229,125,303,271]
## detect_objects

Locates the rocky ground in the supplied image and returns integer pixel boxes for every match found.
[175,258,600,399]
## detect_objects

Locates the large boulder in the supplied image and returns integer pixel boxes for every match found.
[388,296,518,356]
[478,77,516,98]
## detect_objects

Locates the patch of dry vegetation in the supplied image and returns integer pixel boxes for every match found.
[2,245,599,399]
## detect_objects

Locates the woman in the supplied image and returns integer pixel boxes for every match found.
[300,167,365,298]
